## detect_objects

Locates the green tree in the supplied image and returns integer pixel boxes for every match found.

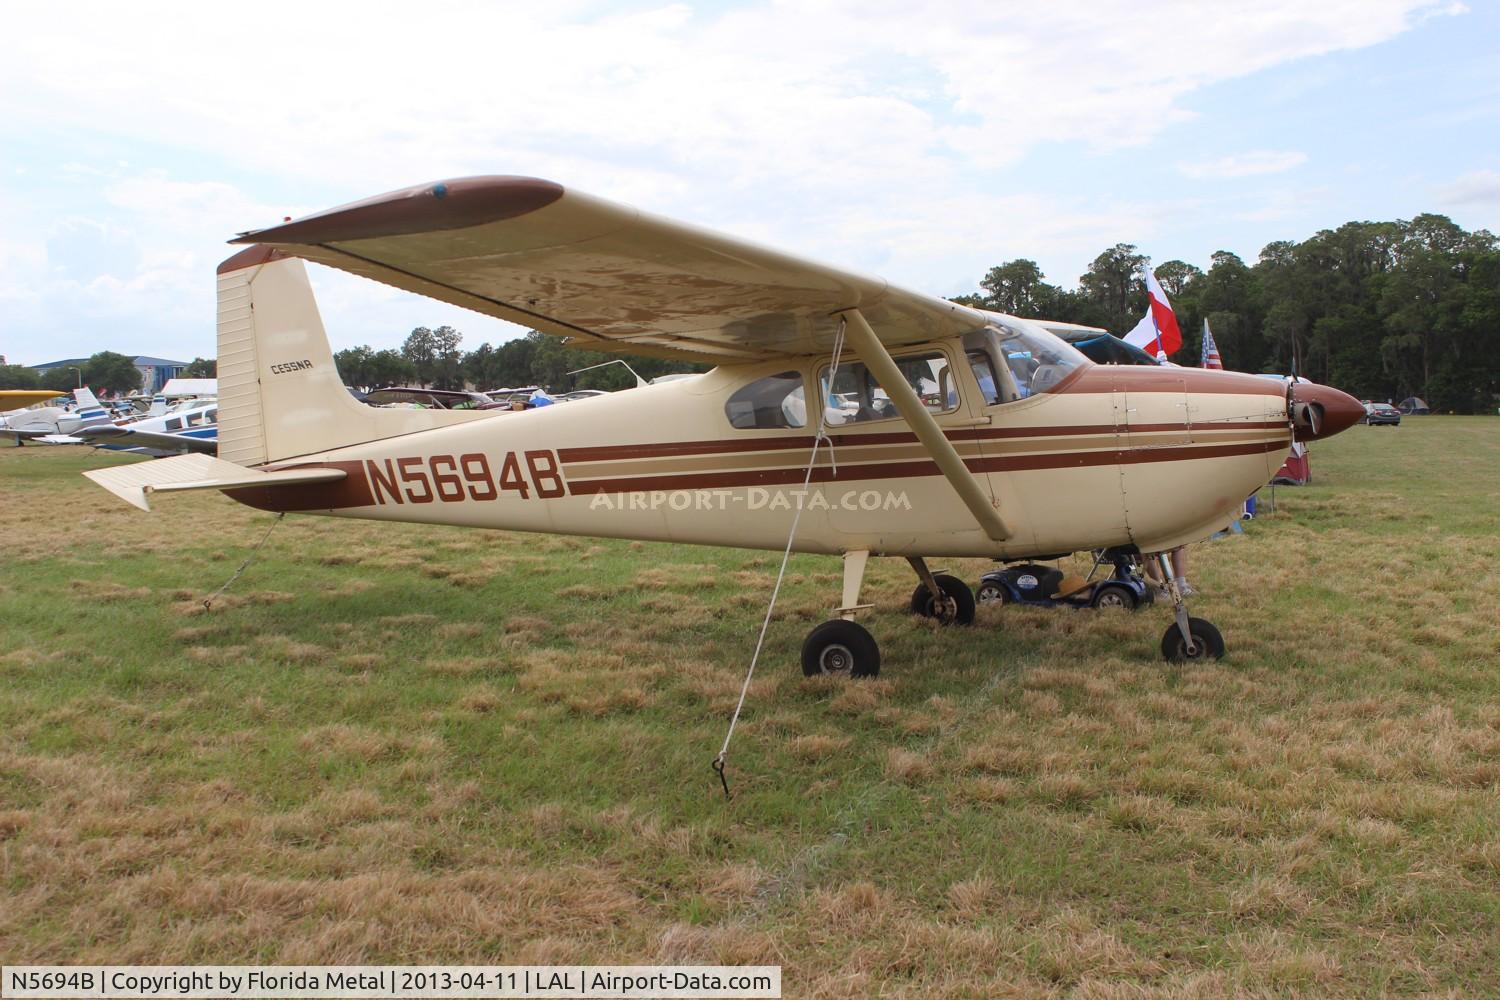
[82,352,142,395]
[401,325,464,388]
[979,259,1051,315]
[1197,252,1264,372]
[334,345,415,389]
[1078,244,1148,332]
[41,366,84,392]
[1153,260,1203,297]
[0,364,41,389]
[182,357,216,378]
[333,345,374,387]
[367,349,415,388]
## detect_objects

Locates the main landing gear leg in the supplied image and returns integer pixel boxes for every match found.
[1158,553,1224,662]
[801,550,880,677]
[907,556,976,625]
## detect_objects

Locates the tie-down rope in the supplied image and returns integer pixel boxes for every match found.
[713,317,849,800]
[202,513,285,611]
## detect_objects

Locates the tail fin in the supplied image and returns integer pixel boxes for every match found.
[215,247,486,467]
[71,388,112,430]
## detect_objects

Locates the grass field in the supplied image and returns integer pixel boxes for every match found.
[2,419,1498,996]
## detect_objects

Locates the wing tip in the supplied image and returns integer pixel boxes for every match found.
[228,175,566,247]
[218,245,292,274]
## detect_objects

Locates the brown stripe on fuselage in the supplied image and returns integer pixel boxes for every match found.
[563,429,1285,480]
[566,439,1285,495]
[223,461,375,513]
[557,420,1288,465]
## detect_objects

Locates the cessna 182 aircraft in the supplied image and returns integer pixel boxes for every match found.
[83,176,1365,673]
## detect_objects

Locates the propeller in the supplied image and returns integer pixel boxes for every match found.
[1286,377,1319,439]
[1291,399,1323,439]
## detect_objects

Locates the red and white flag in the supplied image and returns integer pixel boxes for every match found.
[1123,269,1183,360]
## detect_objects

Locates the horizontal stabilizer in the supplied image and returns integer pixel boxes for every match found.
[84,454,346,511]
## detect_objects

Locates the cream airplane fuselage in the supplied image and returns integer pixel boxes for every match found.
[227,353,1299,561]
[81,175,1372,669]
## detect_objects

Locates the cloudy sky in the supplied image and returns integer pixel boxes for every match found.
[3,0,1496,366]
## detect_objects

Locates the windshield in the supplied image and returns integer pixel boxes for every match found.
[978,313,1090,397]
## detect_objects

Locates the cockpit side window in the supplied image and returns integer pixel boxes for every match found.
[967,352,1003,406]
[725,371,807,429]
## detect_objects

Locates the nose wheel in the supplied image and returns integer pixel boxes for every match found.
[1154,553,1224,662]
[1160,617,1224,662]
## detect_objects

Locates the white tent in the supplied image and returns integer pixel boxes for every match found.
[159,378,217,398]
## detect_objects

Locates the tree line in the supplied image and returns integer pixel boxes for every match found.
[333,326,706,394]
[957,213,1498,412]
[2,354,217,396]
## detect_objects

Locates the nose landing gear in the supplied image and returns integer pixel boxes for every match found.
[1156,553,1224,662]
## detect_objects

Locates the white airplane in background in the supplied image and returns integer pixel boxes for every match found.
[76,400,219,456]
[1,388,113,444]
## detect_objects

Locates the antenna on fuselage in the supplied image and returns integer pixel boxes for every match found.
[566,358,647,388]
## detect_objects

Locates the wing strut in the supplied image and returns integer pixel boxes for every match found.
[840,308,1010,541]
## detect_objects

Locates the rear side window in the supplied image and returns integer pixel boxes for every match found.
[818,352,956,424]
[725,372,807,429]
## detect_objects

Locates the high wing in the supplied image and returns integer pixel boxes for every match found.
[230,176,988,364]
[78,424,218,455]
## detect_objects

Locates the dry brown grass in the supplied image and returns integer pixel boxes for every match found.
[4,423,1500,994]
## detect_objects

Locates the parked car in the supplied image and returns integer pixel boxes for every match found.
[1363,402,1401,426]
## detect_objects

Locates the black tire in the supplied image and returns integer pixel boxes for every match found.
[1091,583,1139,612]
[976,580,1008,605]
[909,574,977,625]
[1160,617,1225,662]
[801,619,880,678]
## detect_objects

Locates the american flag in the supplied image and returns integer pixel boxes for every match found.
[1200,319,1224,370]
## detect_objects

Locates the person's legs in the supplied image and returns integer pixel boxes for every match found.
[1143,553,1168,597]
[1170,546,1194,596]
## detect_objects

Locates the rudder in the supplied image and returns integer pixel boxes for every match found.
[215,246,486,467]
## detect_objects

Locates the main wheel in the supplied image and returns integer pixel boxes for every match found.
[1091,582,1140,612]
[1160,617,1225,662]
[801,619,881,678]
[909,574,977,625]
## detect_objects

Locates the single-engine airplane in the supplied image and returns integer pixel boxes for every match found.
[3,387,113,444]
[82,176,1365,672]
[76,398,219,457]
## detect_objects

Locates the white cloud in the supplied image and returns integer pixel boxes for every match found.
[0,1,1457,194]
[1437,169,1500,205]
[1178,151,1309,180]
[0,0,1467,358]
